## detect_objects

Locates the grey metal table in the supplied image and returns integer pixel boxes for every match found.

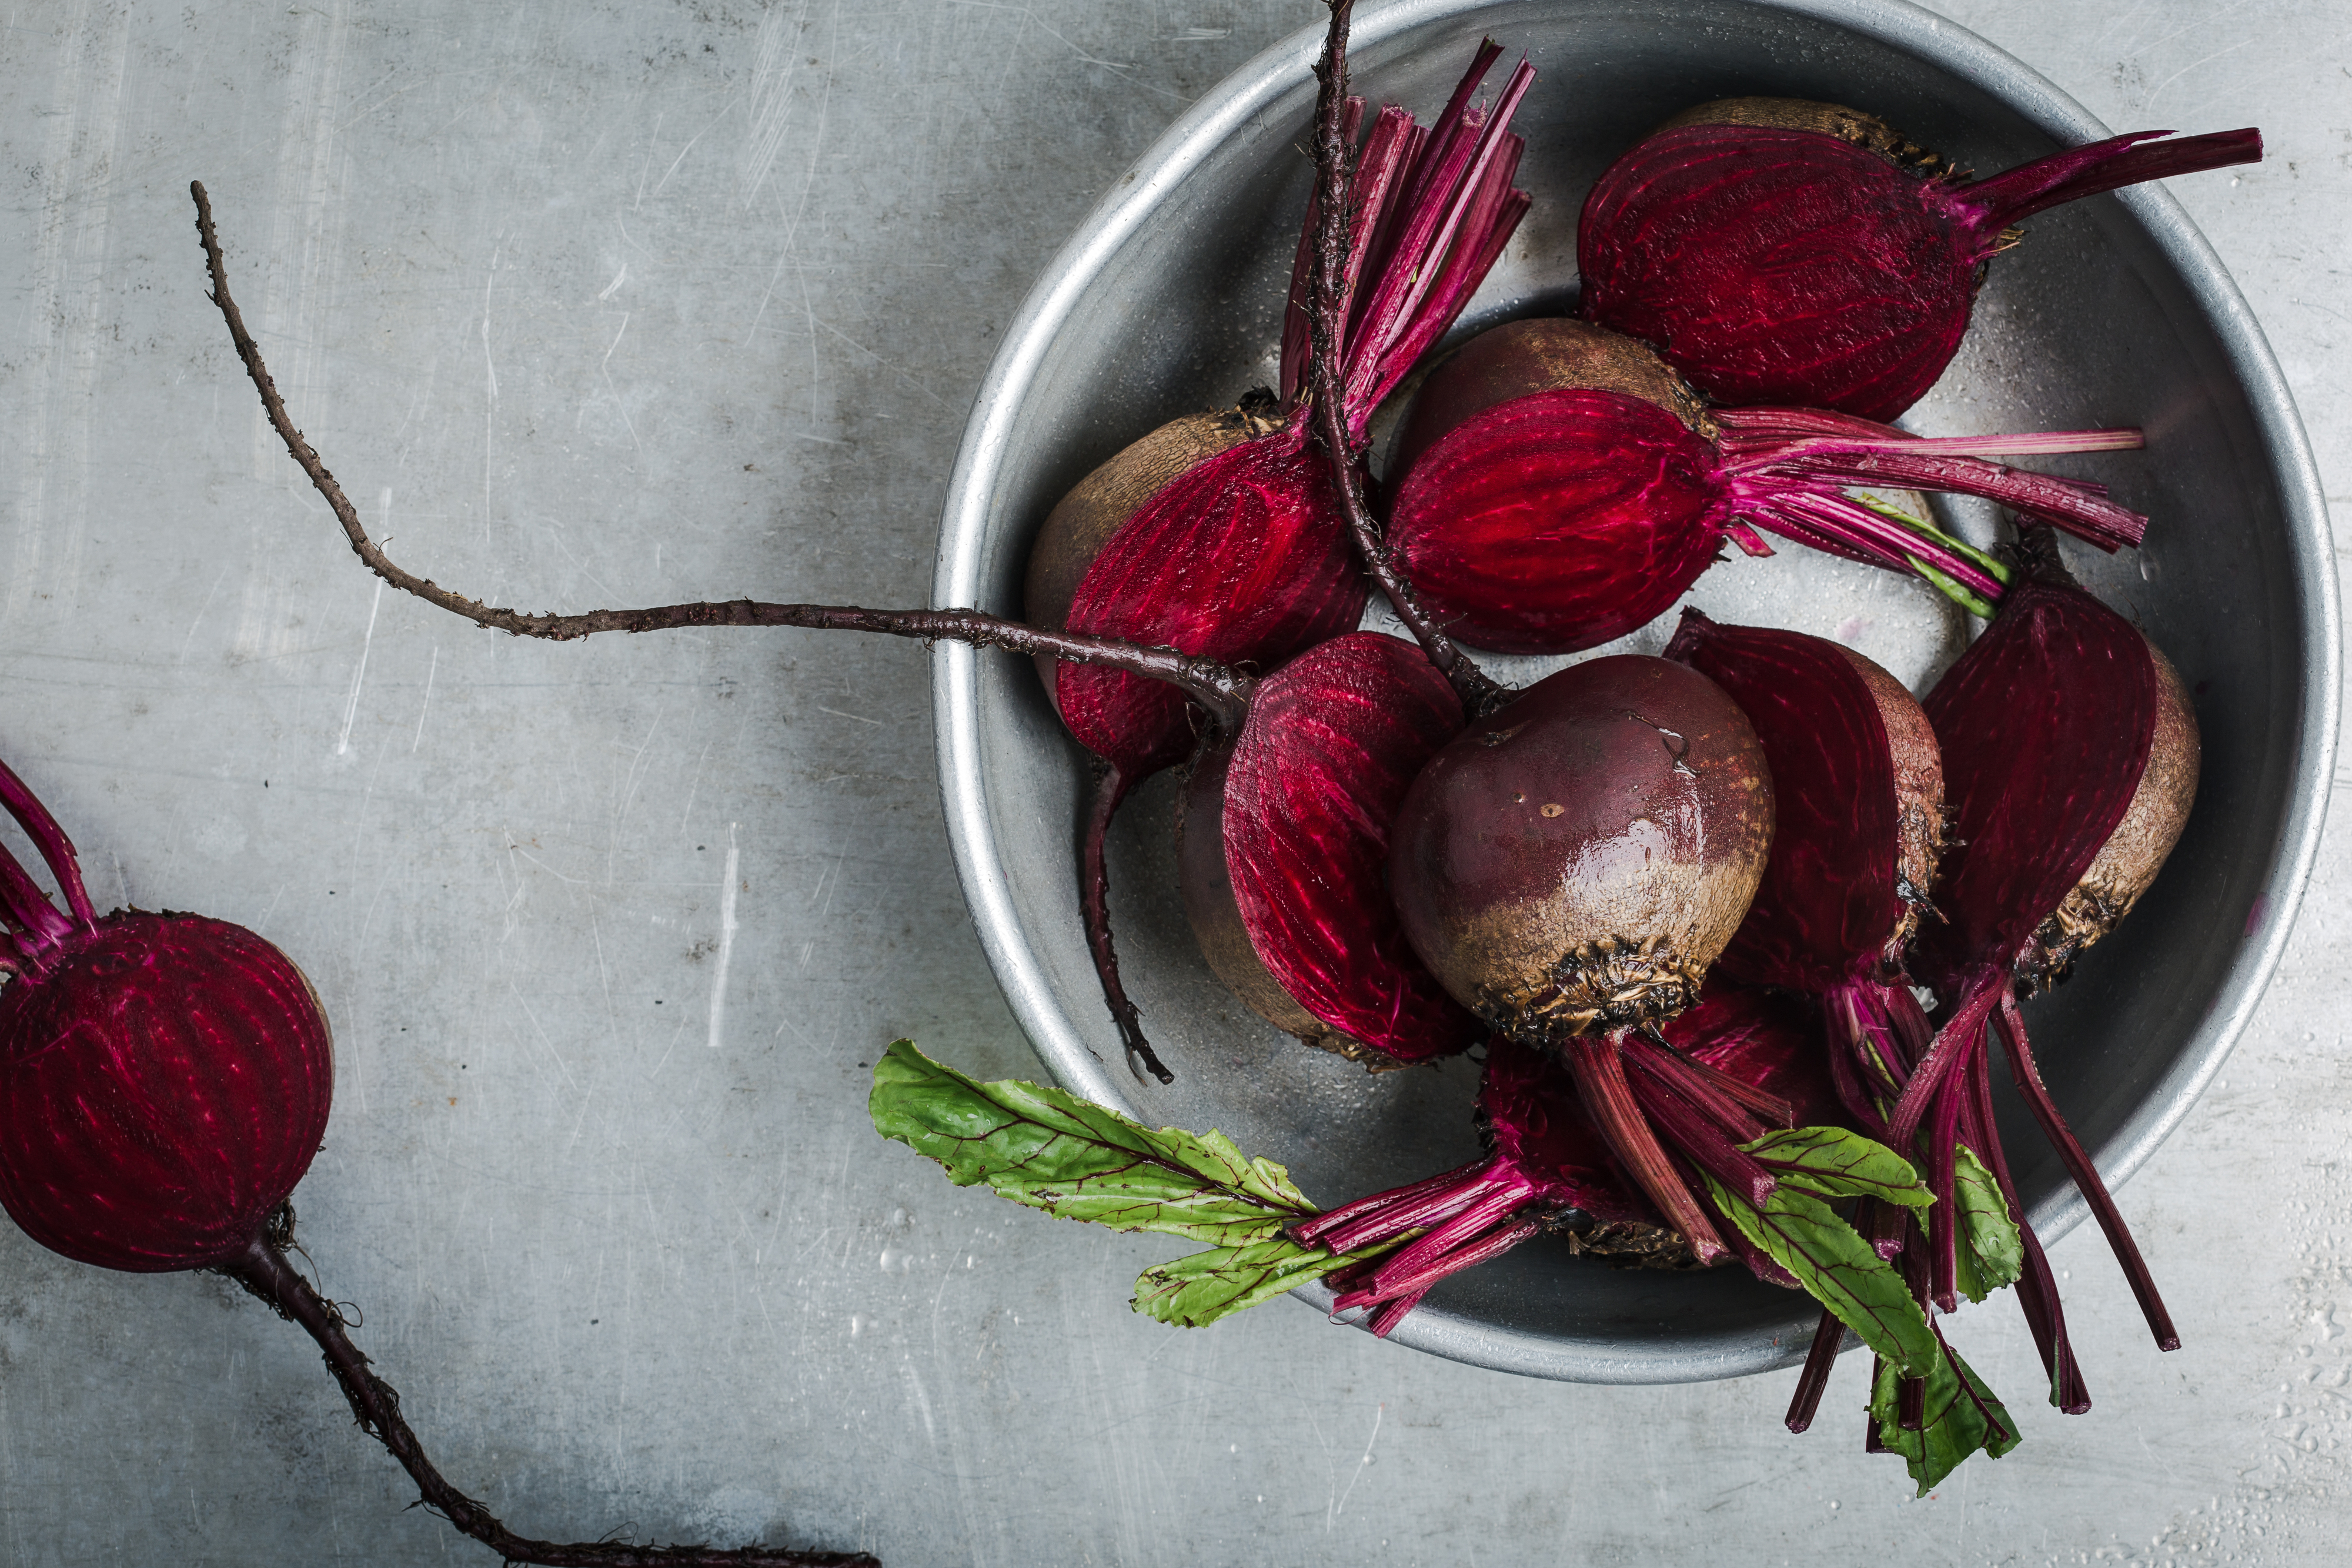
[0,1,2341,1563]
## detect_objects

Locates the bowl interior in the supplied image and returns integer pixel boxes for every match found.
[934,0,2330,1382]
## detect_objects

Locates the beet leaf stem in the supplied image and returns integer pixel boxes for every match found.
[189,181,1254,734]
[1304,2,1509,720]
[1994,991,2179,1351]
[224,1228,873,1567]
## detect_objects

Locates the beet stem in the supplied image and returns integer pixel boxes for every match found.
[0,835,73,957]
[1621,1054,1776,1206]
[189,182,1255,735]
[1785,1306,1847,1434]
[1331,1187,1532,1308]
[1994,991,2179,1351]
[1076,761,1168,1084]
[1631,1027,1789,1131]
[223,1230,872,1567]
[1304,3,1508,720]
[0,755,98,930]
[1962,1042,2092,1412]
[1957,128,2263,238]
[1561,1031,1730,1263]
[1300,1158,1512,1254]
[1290,1162,1478,1251]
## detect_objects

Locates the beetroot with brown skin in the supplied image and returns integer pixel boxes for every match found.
[1578,98,2261,420]
[1895,527,2201,1407]
[1386,654,1776,1256]
[1023,45,1534,1078]
[1178,632,1478,1066]
[1294,981,1848,1335]
[0,753,868,1568]
[1383,318,2149,654]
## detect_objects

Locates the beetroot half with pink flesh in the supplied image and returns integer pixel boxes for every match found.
[1896,530,2201,1409]
[1178,631,1478,1067]
[1294,982,1847,1336]
[1578,99,2261,420]
[1384,319,2147,654]
[1026,44,1534,1079]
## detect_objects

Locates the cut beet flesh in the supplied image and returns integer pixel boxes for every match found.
[1021,44,1534,1076]
[1178,632,1478,1066]
[0,912,333,1273]
[1663,608,1942,996]
[1384,319,2147,655]
[1578,99,2261,420]
[1895,535,2200,1402]
[1293,981,1845,1335]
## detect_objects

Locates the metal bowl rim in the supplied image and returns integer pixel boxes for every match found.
[929,0,2340,1385]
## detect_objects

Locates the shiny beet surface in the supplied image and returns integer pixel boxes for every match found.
[0,912,332,1272]
[1387,655,1775,1041]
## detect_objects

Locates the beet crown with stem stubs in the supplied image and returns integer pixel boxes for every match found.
[1578,97,2262,421]
[1385,653,1776,1258]
[1381,317,2149,655]
[0,751,870,1568]
[1891,527,2200,1412]
[1292,981,1847,1336]
[1022,42,1533,1082]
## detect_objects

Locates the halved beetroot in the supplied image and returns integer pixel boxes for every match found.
[1578,98,2260,420]
[1024,46,1535,1078]
[1384,319,2147,654]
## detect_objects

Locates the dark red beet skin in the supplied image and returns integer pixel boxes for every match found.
[1385,319,2147,655]
[1179,631,1478,1066]
[0,913,331,1272]
[1579,105,2261,420]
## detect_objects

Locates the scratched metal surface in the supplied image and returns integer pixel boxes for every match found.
[0,1,2341,1564]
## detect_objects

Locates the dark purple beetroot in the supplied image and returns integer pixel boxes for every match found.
[1382,317,2148,654]
[1178,631,1478,1067]
[1899,528,2201,1401]
[1578,98,2261,420]
[1024,45,1534,1077]
[1293,982,1846,1335]
[0,753,866,1567]
[1387,654,1775,1253]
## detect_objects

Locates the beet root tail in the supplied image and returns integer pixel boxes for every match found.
[222,1216,872,1567]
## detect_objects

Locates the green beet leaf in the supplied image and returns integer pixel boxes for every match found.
[1950,1144,2025,1304]
[868,1040,1316,1245]
[1746,1125,1935,1210]
[1133,1236,1388,1328]
[1706,1175,1939,1378]
[1870,1331,2023,1493]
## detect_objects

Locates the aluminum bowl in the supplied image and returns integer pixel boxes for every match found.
[931,0,2336,1383]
